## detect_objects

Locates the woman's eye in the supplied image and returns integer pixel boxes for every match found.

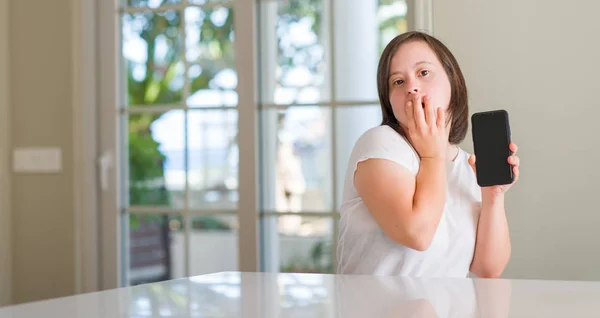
[420,70,430,77]
[393,79,404,86]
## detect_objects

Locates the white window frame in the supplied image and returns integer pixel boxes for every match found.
[77,0,432,292]
[97,0,124,290]
[0,0,13,305]
[94,0,261,289]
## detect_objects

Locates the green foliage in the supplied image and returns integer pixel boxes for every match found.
[126,2,235,223]
[276,0,323,102]
[128,115,169,207]
[279,0,322,35]
[192,216,232,231]
[125,6,185,213]
[126,11,182,106]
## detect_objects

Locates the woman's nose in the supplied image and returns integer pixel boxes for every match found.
[407,88,419,95]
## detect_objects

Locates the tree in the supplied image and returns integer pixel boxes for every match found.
[125,4,234,228]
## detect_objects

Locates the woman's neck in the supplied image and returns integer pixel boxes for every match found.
[447,144,459,162]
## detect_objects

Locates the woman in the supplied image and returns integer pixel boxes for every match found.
[337,31,520,278]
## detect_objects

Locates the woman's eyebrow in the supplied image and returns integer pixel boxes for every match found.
[389,61,433,78]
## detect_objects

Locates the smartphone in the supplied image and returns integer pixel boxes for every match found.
[471,110,513,187]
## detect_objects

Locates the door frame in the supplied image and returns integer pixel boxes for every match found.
[97,0,122,290]
[72,0,101,293]
[94,0,262,289]
[0,0,12,306]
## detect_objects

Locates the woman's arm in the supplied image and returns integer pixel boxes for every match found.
[355,93,449,251]
[355,156,447,251]
[468,143,520,278]
[470,192,511,278]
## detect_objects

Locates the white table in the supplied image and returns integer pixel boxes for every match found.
[1,272,600,317]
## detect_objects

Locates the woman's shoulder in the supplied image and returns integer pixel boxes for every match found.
[355,125,410,149]
[350,125,418,172]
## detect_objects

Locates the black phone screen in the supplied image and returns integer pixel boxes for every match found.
[471,110,513,187]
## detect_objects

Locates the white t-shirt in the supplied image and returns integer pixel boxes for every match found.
[337,125,482,278]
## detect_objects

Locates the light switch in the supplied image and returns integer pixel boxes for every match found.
[13,147,62,173]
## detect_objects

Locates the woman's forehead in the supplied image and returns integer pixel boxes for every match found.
[391,41,438,69]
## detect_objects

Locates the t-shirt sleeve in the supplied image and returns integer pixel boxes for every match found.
[350,126,419,181]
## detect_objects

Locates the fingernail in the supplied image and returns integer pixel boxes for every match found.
[407,101,412,107]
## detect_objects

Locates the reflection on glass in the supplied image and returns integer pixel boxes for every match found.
[277,273,331,315]
[474,279,512,318]
[185,6,237,107]
[185,272,331,317]
[188,273,241,316]
[127,110,185,208]
[259,0,329,104]
[336,275,472,318]
[261,107,332,212]
[125,272,512,317]
[333,275,513,317]
[188,215,239,276]
[127,279,191,316]
[187,110,238,210]
[127,214,184,286]
[122,11,183,106]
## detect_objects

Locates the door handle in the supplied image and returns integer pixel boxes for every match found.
[98,151,113,191]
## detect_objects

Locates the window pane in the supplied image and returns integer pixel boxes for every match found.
[262,216,333,274]
[334,0,408,101]
[125,0,180,8]
[122,11,183,106]
[188,110,238,210]
[185,7,237,107]
[335,105,382,209]
[378,0,409,53]
[260,107,332,213]
[259,0,330,105]
[127,110,185,208]
[189,215,238,276]
[126,213,185,286]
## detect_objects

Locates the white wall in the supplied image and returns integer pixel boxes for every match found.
[433,0,600,280]
[8,0,76,304]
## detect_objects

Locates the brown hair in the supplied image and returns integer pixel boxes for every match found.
[377,31,469,144]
